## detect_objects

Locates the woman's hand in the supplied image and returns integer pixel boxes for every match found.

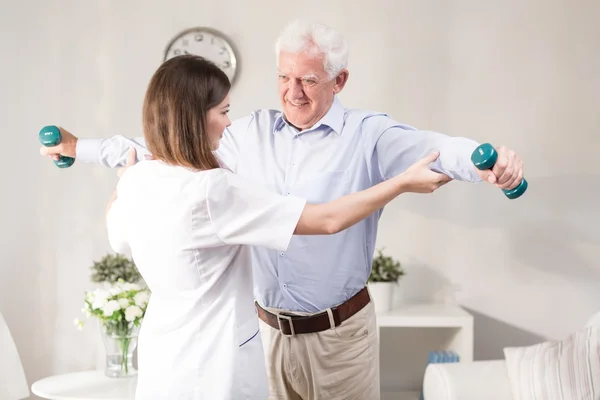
[117,148,137,178]
[398,151,452,193]
[107,148,137,215]
[295,151,453,235]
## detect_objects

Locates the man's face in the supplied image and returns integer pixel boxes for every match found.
[277,50,348,131]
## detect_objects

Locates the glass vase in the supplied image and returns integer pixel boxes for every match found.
[100,321,139,378]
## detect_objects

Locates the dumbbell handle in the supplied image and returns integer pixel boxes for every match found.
[39,125,75,168]
[471,143,527,199]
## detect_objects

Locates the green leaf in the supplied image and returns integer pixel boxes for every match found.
[368,248,405,283]
[90,253,145,285]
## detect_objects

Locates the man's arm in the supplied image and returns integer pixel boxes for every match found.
[371,119,483,183]
[79,135,149,168]
[40,115,254,170]
[39,126,149,168]
[367,116,524,190]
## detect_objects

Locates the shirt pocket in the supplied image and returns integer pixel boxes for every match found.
[292,170,351,203]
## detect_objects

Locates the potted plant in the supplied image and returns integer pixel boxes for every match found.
[89,253,143,285]
[367,248,405,314]
[74,253,150,377]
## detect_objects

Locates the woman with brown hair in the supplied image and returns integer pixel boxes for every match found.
[106,54,450,399]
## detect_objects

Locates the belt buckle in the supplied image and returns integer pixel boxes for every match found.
[277,313,295,336]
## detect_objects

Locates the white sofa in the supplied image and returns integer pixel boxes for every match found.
[422,359,513,400]
[421,312,600,400]
[0,312,29,400]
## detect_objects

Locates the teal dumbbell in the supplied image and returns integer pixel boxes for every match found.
[39,125,75,168]
[471,143,527,199]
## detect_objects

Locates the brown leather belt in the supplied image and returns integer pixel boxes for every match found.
[255,287,370,336]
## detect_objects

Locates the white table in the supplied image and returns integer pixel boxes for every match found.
[31,371,136,400]
[377,303,474,400]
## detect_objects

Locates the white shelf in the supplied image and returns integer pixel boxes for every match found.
[376,303,473,328]
[376,303,475,395]
[381,390,420,400]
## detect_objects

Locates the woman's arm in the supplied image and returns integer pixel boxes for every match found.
[105,148,138,254]
[106,190,118,215]
[105,148,137,217]
[295,151,451,235]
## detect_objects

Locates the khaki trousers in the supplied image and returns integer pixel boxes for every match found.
[258,300,380,400]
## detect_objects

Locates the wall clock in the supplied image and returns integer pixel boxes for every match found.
[164,27,239,85]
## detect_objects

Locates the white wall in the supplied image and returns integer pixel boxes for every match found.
[1,0,599,394]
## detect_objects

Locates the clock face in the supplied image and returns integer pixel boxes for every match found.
[164,27,238,84]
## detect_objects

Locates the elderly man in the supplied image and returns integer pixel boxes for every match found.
[42,20,524,400]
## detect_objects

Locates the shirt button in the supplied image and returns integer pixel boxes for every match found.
[283,284,288,288]
[280,253,284,257]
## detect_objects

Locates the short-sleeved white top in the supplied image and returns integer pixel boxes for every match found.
[106,161,306,400]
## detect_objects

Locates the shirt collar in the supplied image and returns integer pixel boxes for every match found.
[273,96,345,136]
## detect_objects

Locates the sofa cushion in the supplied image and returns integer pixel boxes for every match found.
[503,325,600,400]
[423,360,513,400]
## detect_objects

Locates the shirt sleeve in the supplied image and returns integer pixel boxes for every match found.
[76,136,150,168]
[206,169,307,251]
[214,114,254,172]
[366,116,483,183]
[77,114,252,170]
[106,180,130,254]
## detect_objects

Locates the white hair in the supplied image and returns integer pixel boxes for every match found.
[275,20,349,80]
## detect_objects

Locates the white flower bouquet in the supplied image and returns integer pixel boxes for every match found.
[75,279,150,376]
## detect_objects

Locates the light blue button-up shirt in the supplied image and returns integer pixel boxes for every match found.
[77,97,481,312]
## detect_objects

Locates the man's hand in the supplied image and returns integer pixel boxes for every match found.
[39,126,78,160]
[475,145,524,190]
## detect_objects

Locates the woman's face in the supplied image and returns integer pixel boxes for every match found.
[206,93,231,150]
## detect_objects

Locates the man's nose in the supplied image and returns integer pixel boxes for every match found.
[288,80,305,99]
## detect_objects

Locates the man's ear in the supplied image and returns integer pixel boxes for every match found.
[333,69,349,94]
